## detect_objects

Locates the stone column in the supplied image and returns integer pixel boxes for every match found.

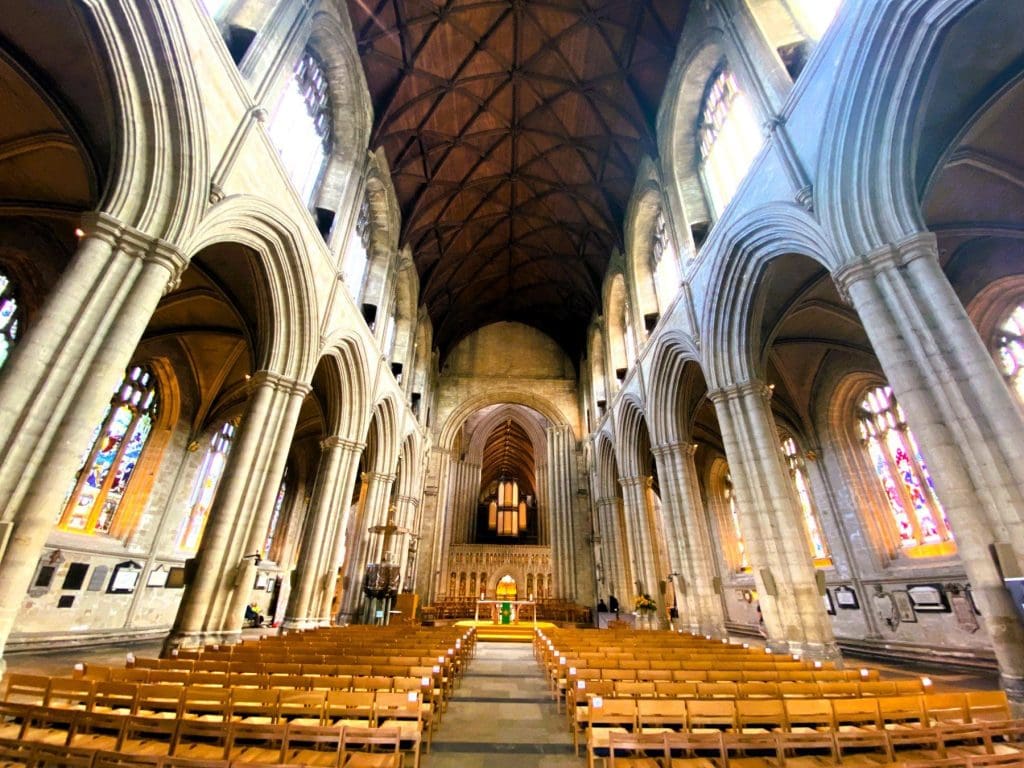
[338,471,396,620]
[424,448,453,600]
[309,441,365,625]
[284,436,363,629]
[652,442,727,635]
[393,493,420,586]
[618,476,662,610]
[166,372,309,648]
[546,425,578,599]
[0,213,186,669]
[835,233,1024,698]
[709,381,839,659]
[598,499,626,606]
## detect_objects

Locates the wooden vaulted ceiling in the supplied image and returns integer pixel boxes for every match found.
[347,0,689,359]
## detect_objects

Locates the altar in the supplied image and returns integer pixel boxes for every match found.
[474,599,537,626]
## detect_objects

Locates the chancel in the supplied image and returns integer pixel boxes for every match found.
[0,0,1023,765]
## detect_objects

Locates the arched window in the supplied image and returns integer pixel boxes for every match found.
[176,420,238,553]
[263,472,288,561]
[858,385,955,557]
[781,436,831,566]
[268,49,332,205]
[0,269,22,369]
[342,194,371,298]
[651,209,681,308]
[996,303,1024,404]
[698,67,762,216]
[59,365,158,535]
[713,467,750,573]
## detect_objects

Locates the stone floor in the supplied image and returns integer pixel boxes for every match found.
[428,641,578,767]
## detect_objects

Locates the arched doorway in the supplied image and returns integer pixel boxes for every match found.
[496,574,517,601]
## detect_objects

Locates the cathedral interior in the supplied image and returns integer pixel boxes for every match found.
[0,0,1024,764]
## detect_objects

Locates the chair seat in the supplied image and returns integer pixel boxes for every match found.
[344,753,402,768]
[591,726,630,748]
[377,718,421,739]
[668,758,718,768]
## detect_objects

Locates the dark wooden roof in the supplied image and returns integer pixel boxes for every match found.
[347,0,689,359]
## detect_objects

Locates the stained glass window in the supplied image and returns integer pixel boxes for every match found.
[0,271,22,370]
[652,208,681,308]
[176,420,238,553]
[342,194,371,296]
[59,365,158,535]
[263,473,288,561]
[268,49,333,205]
[698,68,763,215]
[858,385,954,555]
[723,472,750,572]
[997,304,1024,404]
[792,0,841,40]
[781,436,831,565]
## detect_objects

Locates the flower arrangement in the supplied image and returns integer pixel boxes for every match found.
[633,593,657,613]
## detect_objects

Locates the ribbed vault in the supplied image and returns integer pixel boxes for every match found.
[346,0,689,358]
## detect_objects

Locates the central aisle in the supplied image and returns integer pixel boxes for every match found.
[429,640,578,767]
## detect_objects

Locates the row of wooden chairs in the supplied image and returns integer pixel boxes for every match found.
[594,723,1024,768]
[4,682,429,735]
[564,679,930,717]
[0,723,407,768]
[0,699,421,767]
[571,692,1013,755]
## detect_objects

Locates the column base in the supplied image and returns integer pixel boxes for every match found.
[1001,673,1024,716]
[280,617,320,631]
[162,629,243,654]
[784,639,844,664]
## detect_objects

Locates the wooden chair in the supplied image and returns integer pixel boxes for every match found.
[782,699,833,733]
[738,682,779,700]
[374,691,423,768]
[173,717,231,760]
[340,726,403,768]
[926,693,969,725]
[135,685,184,719]
[587,698,637,768]
[736,699,787,733]
[324,690,373,728]
[966,692,1011,722]
[663,730,726,767]
[67,710,126,752]
[46,679,95,711]
[774,729,837,767]
[877,694,926,730]
[228,689,279,724]
[832,727,891,765]
[831,698,881,732]
[887,724,947,763]
[21,705,80,746]
[637,698,687,734]
[277,691,325,726]
[225,721,288,764]
[616,681,657,699]
[282,723,343,768]
[4,674,50,705]
[721,731,781,767]
[180,687,231,722]
[32,743,97,768]
[606,730,667,768]
[686,700,736,733]
[858,681,898,698]
[119,715,180,757]
[91,682,138,715]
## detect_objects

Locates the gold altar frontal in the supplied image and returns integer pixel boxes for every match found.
[454,619,558,642]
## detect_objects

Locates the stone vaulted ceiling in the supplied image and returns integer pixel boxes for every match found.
[346,0,689,359]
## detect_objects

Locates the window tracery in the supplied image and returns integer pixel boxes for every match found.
[268,49,333,205]
[857,385,954,557]
[698,67,762,215]
[0,270,21,370]
[263,472,288,562]
[780,436,831,566]
[996,303,1024,404]
[176,420,238,553]
[59,365,158,536]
